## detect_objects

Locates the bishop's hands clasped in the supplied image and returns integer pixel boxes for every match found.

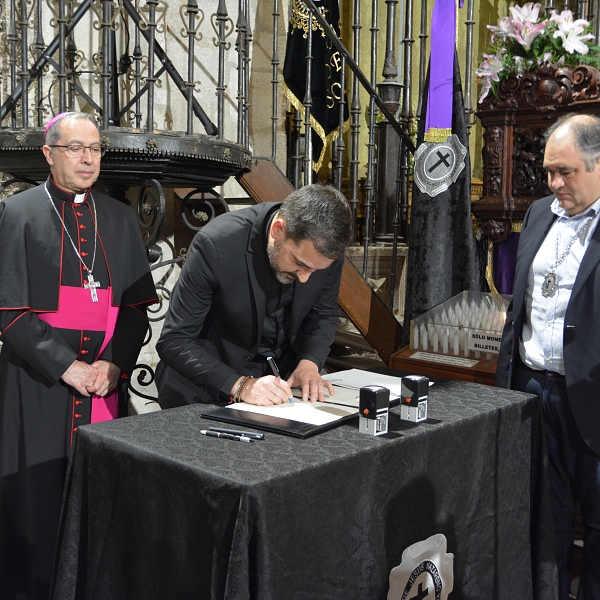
[61,359,121,397]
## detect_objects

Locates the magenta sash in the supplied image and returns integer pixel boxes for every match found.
[38,286,120,423]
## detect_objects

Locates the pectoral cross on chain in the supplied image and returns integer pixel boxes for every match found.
[84,272,100,303]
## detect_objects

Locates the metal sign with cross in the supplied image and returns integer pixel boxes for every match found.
[413,134,467,197]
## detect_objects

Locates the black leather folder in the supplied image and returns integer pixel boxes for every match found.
[201,405,358,439]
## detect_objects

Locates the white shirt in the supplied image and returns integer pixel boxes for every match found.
[520,197,600,374]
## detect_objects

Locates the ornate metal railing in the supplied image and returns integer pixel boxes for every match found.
[0,0,481,403]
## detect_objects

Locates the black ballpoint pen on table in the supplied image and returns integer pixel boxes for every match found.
[267,356,293,403]
[208,427,264,440]
[200,429,253,442]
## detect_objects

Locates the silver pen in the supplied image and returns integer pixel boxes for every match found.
[267,356,293,403]
[266,356,281,378]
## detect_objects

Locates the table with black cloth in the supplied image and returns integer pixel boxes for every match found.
[52,377,556,600]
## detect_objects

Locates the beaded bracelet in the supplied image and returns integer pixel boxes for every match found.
[234,375,253,403]
[229,376,247,404]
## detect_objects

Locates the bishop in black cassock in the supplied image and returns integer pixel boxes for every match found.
[0,112,157,600]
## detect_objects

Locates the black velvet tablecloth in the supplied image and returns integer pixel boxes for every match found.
[52,378,556,600]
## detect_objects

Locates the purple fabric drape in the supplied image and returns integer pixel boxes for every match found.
[425,0,456,132]
[493,233,521,294]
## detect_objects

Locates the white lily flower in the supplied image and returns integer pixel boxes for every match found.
[554,27,594,54]
[509,2,542,24]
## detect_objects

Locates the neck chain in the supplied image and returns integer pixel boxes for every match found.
[541,213,596,298]
[45,182,100,302]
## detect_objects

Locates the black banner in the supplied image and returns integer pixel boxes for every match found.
[402,55,482,344]
[283,0,348,172]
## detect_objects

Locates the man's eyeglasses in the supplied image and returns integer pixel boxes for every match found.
[49,144,106,158]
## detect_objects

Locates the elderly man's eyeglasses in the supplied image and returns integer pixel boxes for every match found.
[49,144,106,158]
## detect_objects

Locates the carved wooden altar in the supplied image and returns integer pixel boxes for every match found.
[473,64,600,245]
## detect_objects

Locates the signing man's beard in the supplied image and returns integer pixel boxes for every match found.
[267,239,296,284]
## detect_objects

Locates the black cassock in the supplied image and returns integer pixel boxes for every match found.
[0,178,157,600]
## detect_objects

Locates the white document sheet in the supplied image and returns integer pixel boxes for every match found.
[225,369,406,425]
[227,399,357,426]
[292,385,360,407]
[322,369,404,397]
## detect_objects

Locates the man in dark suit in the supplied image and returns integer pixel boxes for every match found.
[497,113,600,600]
[156,183,352,407]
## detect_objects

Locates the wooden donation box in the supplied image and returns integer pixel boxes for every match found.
[390,292,510,386]
[472,64,600,255]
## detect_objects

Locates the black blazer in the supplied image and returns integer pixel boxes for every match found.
[156,203,343,406]
[496,195,600,455]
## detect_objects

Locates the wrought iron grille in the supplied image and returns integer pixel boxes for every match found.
[0,0,505,403]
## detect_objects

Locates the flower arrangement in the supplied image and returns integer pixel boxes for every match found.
[477,3,600,102]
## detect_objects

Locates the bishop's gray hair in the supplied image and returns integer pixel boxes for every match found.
[45,112,99,147]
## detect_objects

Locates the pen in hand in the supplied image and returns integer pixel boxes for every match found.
[266,356,293,403]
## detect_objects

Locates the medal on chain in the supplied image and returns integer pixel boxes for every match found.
[541,215,596,298]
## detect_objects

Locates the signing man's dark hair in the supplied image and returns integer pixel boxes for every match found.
[278,184,352,259]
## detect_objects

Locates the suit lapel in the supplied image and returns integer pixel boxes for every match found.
[245,205,272,344]
[288,279,308,340]
[513,198,600,315]
[571,213,600,300]
[512,200,557,321]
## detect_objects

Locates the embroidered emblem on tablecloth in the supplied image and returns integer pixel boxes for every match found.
[387,533,454,600]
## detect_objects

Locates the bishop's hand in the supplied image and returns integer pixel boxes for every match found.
[86,360,121,397]
[61,360,99,397]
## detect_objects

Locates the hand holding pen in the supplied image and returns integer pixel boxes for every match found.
[229,357,293,406]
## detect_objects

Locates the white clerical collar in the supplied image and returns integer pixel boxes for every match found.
[551,195,600,219]
[74,193,86,204]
